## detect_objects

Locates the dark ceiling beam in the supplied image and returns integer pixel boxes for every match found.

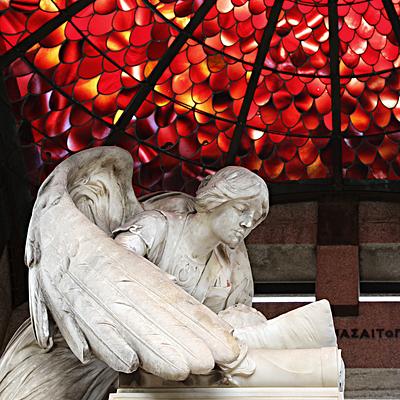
[328,0,342,189]
[225,0,284,165]
[0,0,95,70]
[106,0,216,142]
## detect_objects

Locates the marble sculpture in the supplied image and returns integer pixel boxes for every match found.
[0,146,344,400]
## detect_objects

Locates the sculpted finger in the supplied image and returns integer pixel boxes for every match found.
[69,260,214,378]
[29,268,52,350]
[166,297,240,366]
[96,246,240,366]
[56,271,140,373]
[40,271,91,363]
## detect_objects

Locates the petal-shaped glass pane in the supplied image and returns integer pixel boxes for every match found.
[0,0,63,55]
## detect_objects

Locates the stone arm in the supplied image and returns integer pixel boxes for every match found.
[25,147,240,381]
[114,230,147,257]
[113,211,178,283]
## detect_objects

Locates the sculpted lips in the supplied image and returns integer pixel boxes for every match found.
[233,229,245,238]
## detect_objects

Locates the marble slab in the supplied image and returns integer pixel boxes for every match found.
[110,387,344,400]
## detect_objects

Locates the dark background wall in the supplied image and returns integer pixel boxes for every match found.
[0,81,32,347]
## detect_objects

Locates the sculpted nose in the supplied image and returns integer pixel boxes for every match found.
[240,214,253,228]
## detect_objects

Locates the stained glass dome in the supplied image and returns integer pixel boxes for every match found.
[1,0,400,196]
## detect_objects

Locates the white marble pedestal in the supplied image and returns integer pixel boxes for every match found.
[110,387,344,400]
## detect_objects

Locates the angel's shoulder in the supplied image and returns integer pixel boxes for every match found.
[114,210,168,238]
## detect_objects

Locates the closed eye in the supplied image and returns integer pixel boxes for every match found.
[253,211,265,226]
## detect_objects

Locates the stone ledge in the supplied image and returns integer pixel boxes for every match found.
[360,243,400,281]
[345,368,400,398]
[110,387,343,400]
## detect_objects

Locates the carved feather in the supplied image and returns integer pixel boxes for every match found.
[28,268,52,350]
[65,258,214,377]
[26,147,239,381]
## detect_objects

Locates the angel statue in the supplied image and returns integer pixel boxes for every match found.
[0,146,344,400]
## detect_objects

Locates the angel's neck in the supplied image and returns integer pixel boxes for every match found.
[183,213,219,262]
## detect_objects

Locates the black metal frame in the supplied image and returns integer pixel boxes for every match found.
[269,179,400,204]
[225,0,284,165]
[328,0,343,190]
[0,0,96,70]
[383,0,400,46]
[254,281,400,295]
[107,0,217,141]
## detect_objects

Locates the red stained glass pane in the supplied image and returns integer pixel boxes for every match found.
[338,0,400,76]
[266,1,330,76]
[152,42,250,130]
[338,0,400,180]
[2,0,400,193]
[343,134,400,180]
[234,67,332,181]
[340,70,400,178]
[146,0,205,29]
[0,0,65,55]
[189,0,274,65]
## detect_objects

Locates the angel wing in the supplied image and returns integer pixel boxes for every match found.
[25,146,240,381]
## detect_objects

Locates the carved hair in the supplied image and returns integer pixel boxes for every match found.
[195,166,269,220]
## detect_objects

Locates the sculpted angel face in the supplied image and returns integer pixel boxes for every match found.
[208,197,264,248]
[195,167,269,249]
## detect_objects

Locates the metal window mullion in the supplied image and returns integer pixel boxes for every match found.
[382,0,400,46]
[106,0,217,142]
[225,0,284,165]
[0,0,95,70]
[328,0,342,189]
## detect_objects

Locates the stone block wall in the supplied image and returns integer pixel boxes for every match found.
[247,202,317,284]
[359,201,400,283]
[247,201,400,290]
